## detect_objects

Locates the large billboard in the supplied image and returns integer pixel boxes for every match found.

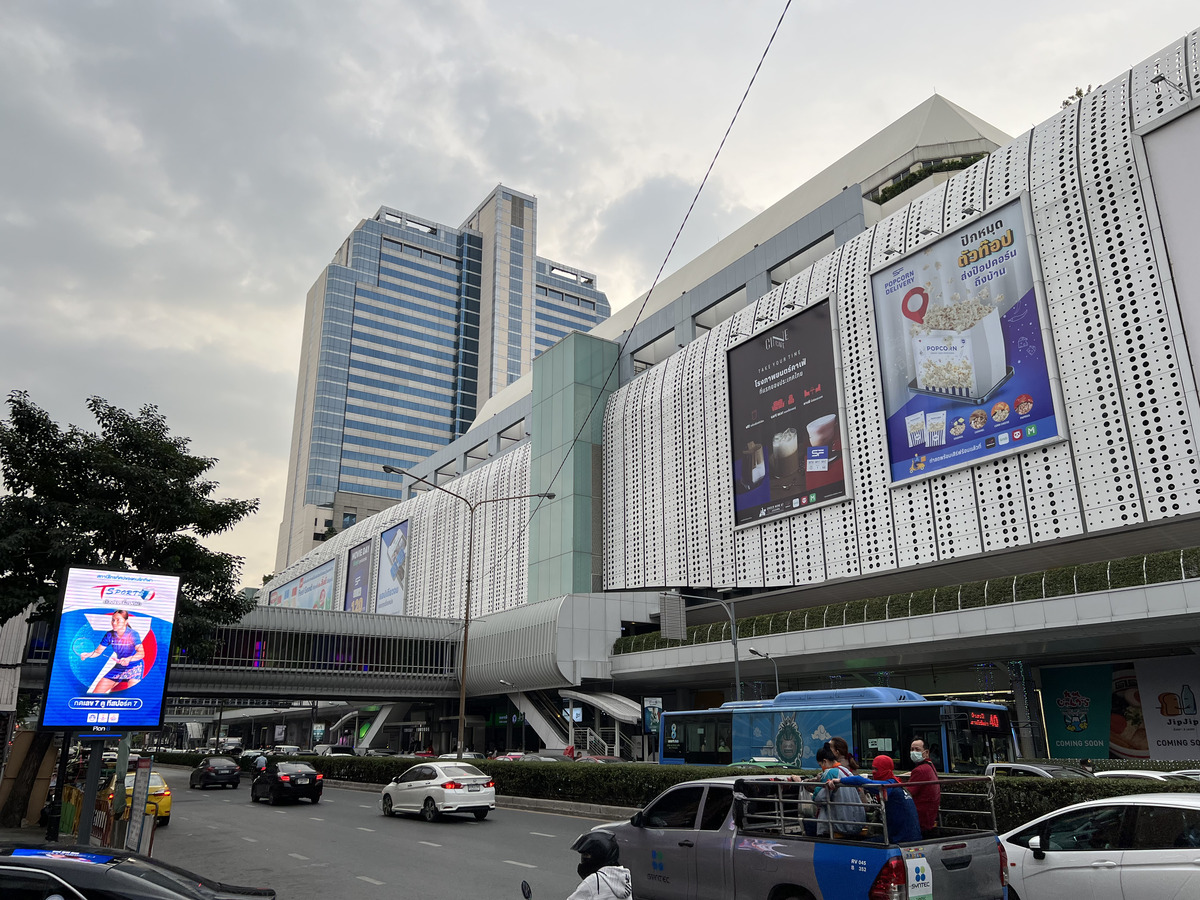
[40,567,180,731]
[343,540,372,612]
[375,520,409,615]
[870,196,1063,484]
[268,558,336,609]
[727,297,847,526]
[1041,657,1200,761]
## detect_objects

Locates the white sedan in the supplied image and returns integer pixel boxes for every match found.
[380,761,495,821]
[1001,792,1200,900]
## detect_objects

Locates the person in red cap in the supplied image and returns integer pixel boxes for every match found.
[827,754,921,843]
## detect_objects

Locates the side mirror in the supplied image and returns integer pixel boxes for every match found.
[630,811,644,828]
[1028,834,1045,860]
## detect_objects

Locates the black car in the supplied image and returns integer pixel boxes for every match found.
[250,761,323,804]
[0,845,275,900]
[188,755,241,789]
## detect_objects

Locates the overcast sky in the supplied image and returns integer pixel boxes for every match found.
[2,1,1196,586]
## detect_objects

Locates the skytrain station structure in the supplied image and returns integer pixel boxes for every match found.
[204,29,1200,761]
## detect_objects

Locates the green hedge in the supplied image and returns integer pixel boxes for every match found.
[615,548,1200,656]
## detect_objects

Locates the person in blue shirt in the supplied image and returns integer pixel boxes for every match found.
[79,609,145,693]
[827,754,921,843]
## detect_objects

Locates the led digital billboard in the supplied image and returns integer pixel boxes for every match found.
[40,566,181,731]
[727,297,848,526]
[869,196,1064,484]
[375,520,409,614]
[267,558,337,609]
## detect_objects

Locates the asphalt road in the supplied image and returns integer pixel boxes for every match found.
[150,768,608,900]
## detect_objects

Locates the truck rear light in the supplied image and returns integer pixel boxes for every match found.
[997,837,1008,886]
[867,856,907,900]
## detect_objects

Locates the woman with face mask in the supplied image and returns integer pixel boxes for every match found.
[567,831,632,900]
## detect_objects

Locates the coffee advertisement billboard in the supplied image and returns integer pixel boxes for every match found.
[727,297,847,527]
[869,196,1064,484]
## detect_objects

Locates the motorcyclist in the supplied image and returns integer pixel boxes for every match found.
[567,831,631,900]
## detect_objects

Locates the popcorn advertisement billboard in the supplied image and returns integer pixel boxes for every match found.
[40,566,180,731]
[870,196,1063,484]
[375,520,409,615]
[727,297,848,527]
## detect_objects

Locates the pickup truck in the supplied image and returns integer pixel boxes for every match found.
[587,775,1007,899]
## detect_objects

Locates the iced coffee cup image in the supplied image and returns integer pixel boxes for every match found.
[771,428,801,479]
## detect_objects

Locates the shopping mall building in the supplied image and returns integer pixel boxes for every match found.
[257,29,1200,762]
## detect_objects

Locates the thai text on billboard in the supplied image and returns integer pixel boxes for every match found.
[343,540,372,612]
[870,197,1062,484]
[376,520,409,615]
[727,297,846,526]
[268,558,336,609]
[40,566,181,730]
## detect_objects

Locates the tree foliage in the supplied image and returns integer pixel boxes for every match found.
[0,391,259,657]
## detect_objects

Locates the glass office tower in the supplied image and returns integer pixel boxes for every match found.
[276,186,609,571]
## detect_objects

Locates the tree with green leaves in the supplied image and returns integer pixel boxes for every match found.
[0,391,258,827]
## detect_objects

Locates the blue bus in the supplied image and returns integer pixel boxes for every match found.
[659,687,1015,772]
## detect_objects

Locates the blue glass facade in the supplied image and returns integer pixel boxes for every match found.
[279,190,608,569]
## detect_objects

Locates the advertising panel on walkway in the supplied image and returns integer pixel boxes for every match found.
[268,558,336,609]
[1041,656,1200,760]
[375,520,409,614]
[727,296,848,527]
[343,540,372,612]
[40,566,180,731]
[870,196,1064,484]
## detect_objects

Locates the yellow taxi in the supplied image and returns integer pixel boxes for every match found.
[104,769,172,826]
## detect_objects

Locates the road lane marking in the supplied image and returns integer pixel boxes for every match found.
[289,853,309,860]
[357,827,376,832]
[309,817,324,821]
[359,804,373,808]
[357,876,386,885]
[242,837,258,843]
[206,825,219,830]
[505,861,537,869]
[530,832,556,837]
[274,810,286,815]
[418,841,442,847]
[221,798,230,802]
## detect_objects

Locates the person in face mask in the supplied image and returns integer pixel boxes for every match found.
[906,739,942,837]
[567,831,632,900]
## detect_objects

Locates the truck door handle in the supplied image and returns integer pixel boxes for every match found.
[679,840,694,847]
[1090,861,1117,868]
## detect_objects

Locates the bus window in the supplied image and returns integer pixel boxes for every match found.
[855,708,902,768]
[663,712,732,765]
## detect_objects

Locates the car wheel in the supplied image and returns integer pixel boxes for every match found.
[421,797,439,822]
[382,795,394,817]
[251,789,261,803]
[233,780,240,789]
[157,816,170,827]
[188,779,196,789]
[268,788,279,806]
[1007,889,1022,900]
[310,794,321,804]
[473,809,489,820]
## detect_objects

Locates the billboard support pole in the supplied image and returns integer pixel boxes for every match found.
[45,729,72,843]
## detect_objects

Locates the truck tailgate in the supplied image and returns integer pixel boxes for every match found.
[917,832,1003,899]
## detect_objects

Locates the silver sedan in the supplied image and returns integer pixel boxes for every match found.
[380,762,495,821]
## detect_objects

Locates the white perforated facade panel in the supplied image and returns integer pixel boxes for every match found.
[601,33,1200,598]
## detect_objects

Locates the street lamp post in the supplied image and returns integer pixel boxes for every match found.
[662,590,744,701]
[383,464,553,760]
[748,647,780,697]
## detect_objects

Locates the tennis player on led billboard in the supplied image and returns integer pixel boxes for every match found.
[40,567,181,730]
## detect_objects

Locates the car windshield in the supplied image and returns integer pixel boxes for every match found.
[278,763,317,774]
[441,765,484,778]
[1048,767,1091,778]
